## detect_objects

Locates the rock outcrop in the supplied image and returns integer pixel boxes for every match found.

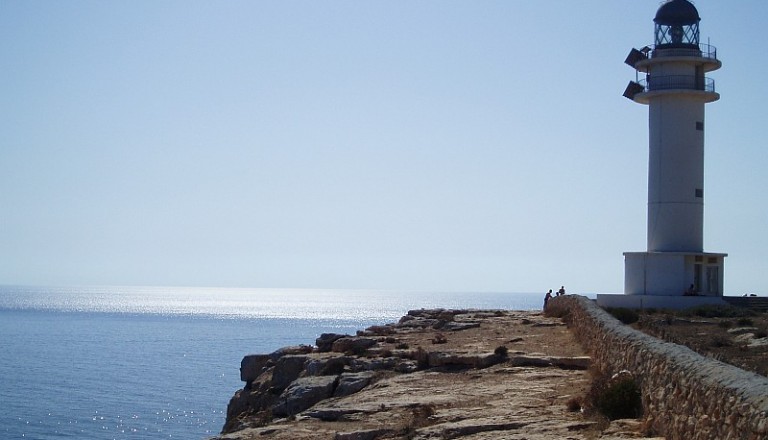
[213,308,657,440]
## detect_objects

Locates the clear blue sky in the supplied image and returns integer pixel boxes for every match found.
[1,1,766,294]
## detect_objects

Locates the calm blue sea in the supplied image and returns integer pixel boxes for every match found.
[0,286,555,439]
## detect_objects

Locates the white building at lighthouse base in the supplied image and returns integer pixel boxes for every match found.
[597,251,728,310]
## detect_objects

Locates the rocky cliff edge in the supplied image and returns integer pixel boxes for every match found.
[212,308,658,440]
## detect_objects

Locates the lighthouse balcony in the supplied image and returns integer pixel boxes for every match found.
[628,43,721,73]
[650,42,717,60]
[625,75,719,103]
[638,75,715,93]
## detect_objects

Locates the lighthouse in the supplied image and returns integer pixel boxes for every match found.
[601,0,727,308]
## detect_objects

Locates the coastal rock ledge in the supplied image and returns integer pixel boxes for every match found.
[212,307,657,440]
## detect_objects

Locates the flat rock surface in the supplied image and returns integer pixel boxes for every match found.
[213,309,661,440]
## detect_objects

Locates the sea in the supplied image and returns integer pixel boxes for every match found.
[0,285,568,440]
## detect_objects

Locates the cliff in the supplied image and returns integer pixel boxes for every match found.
[211,306,657,440]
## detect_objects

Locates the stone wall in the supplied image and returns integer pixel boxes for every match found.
[546,295,768,440]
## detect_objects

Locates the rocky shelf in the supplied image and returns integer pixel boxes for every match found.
[211,308,658,440]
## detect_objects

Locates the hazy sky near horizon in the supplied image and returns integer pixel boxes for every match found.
[1,1,766,294]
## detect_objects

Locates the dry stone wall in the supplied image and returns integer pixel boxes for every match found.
[546,295,768,440]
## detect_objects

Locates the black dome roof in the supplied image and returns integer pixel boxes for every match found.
[654,0,700,26]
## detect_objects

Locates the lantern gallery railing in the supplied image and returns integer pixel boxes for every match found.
[638,75,715,93]
[650,42,717,60]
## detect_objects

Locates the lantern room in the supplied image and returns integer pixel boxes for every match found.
[654,0,700,48]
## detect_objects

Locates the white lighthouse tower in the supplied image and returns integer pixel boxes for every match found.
[600,0,727,309]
